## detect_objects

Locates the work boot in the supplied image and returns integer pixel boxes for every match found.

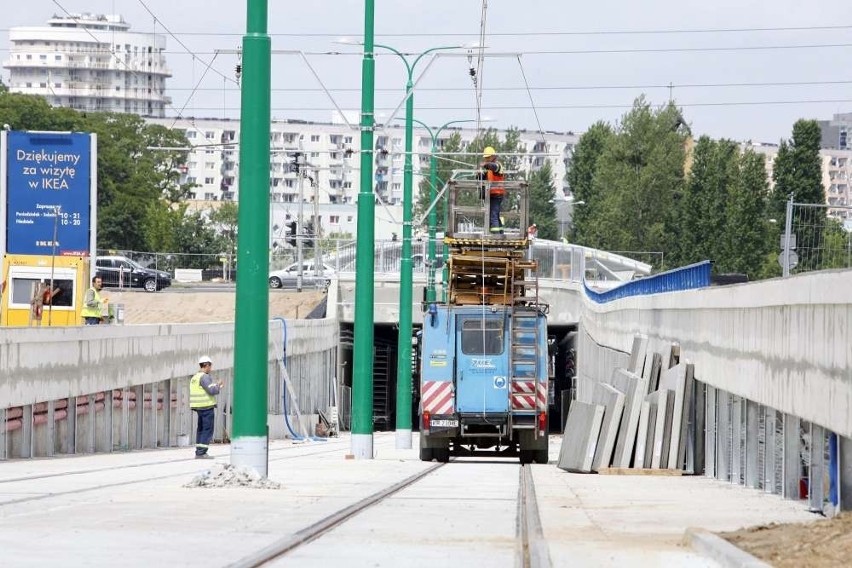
[195,454,214,460]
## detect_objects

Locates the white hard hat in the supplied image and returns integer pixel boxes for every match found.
[198,355,213,365]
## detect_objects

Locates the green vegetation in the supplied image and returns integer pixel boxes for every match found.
[567,99,832,279]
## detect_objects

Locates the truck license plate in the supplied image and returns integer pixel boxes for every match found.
[431,419,458,428]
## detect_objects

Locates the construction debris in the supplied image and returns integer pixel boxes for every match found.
[184,463,283,489]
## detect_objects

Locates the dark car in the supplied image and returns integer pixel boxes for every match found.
[95,256,172,292]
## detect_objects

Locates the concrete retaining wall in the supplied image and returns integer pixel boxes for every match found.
[579,269,852,438]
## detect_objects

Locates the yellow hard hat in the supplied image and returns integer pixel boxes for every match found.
[483,146,496,158]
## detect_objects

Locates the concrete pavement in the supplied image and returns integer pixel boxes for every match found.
[0,433,816,567]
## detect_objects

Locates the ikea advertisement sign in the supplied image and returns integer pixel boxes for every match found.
[3,131,95,256]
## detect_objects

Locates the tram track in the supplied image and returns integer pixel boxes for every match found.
[227,460,552,568]
[0,439,349,485]
[0,443,349,508]
[517,464,552,568]
[228,461,448,568]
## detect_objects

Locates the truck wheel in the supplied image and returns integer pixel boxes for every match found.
[419,446,434,462]
[533,449,549,464]
[435,447,450,463]
[519,450,534,464]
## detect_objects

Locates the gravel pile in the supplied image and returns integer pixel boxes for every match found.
[184,463,282,489]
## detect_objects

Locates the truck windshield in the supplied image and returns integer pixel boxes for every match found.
[460,319,503,355]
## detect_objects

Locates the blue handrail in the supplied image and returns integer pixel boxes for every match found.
[584,261,712,303]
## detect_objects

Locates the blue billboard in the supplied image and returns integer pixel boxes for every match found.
[5,131,93,256]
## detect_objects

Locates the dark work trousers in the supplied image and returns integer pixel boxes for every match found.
[489,194,504,231]
[193,407,215,455]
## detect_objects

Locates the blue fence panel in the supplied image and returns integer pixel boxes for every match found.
[584,261,712,304]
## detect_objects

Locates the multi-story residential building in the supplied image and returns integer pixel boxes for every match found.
[744,142,852,224]
[3,14,170,117]
[147,116,578,240]
[818,112,852,151]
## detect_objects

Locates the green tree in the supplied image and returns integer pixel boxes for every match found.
[770,119,825,271]
[209,201,239,257]
[566,121,613,243]
[585,98,689,262]
[678,136,739,266]
[528,161,558,240]
[722,149,773,276]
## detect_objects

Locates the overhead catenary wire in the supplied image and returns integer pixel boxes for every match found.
[155,98,852,113]
[149,78,852,93]
[136,0,238,86]
[516,56,546,144]
[6,23,852,37]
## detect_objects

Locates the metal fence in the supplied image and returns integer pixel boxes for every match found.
[95,238,658,285]
[782,199,852,276]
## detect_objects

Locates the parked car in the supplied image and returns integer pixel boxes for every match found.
[268,261,334,290]
[95,256,172,292]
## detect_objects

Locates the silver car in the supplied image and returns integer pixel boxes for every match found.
[268,261,334,290]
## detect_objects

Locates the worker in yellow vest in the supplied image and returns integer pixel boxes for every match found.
[190,355,223,459]
[81,276,108,325]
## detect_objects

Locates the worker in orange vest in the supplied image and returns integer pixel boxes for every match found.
[480,146,505,234]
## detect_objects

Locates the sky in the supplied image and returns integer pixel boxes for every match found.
[3,0,852,143]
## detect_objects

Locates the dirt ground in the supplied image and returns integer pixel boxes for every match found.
[105,289,326,324]
[722,513,852,567]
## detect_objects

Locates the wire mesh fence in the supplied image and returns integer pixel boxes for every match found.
[786,202,852,275]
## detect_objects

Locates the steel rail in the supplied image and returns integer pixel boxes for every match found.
[228,461,447,568]
[517,464,552,568]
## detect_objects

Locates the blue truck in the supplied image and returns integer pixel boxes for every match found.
[417,178,549,464]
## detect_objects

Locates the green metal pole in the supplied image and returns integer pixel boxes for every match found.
[231,0,270,475]
[425,140,437,302]
[351,0,376,459]
[394,77,415,449]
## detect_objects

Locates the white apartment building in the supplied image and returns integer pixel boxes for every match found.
[745,142,852,224]
[3,14,170,117]
[146,116,578,239]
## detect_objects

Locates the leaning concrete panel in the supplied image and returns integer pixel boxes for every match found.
[634,401,651,468]
[591,382,625,471]
[610,368,649,468]
[676,363,696,471]
[557,401,605,473]
[627,334,649,376]
[659,362,688,469]
[642,352,662,395]
[647,390,672,469]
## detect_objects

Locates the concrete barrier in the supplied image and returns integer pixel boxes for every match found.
[579,269,852,439]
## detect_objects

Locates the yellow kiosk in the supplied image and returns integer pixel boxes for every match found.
[0,130,97,327]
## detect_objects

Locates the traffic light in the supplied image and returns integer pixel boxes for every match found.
[286,221,297,247]
[304,220,314,248]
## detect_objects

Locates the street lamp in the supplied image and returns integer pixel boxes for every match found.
[340,39,467,450]
[403,117,490,302]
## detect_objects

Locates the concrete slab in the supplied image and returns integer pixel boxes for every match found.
[592,383,626,471]
[633,401,651,469]
[642,352,663,394]
[558,402,605,473]
[627,334,649,376]
[610,368,649,468]
[0,432,820,568]
[646,390,672,469]
[659,362,688,469]
[541,452,815,568]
